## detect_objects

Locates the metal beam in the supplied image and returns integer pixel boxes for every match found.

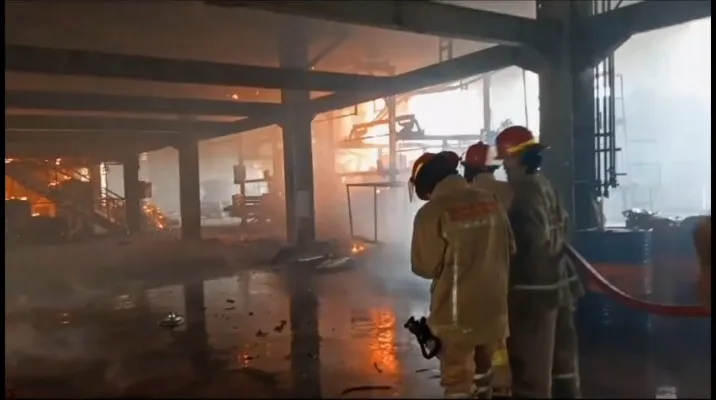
[205,0,551,48]
[583,0,711,67]
[5,44,391,92]
[5,115,227,132]
[5,91,280,116]
[594,0,711,37]
[211,45,520,137]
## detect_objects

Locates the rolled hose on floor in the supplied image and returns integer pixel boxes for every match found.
[566,245,711,318]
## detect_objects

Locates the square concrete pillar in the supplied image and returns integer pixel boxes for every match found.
[537,0,599,230]
[279,22,316,246]
[178,140,202,241]
[123,156,142,235]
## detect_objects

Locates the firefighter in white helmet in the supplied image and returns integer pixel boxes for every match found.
[409,150,514,398]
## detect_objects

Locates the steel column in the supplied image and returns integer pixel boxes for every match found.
[386,96,398,183]
[279,22,317,246]
[123,155,143,235]
[537,0,599,231]
[178,139,202,240]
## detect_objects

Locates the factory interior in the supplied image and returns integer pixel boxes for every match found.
[4,0,712,398]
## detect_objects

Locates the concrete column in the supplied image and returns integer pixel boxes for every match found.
[123,155,142,235]
[178,140,202,240]
[279,21,316,246]
[386,96,398,183]
[537,0,597,231]
[89,164,102,200]
[483,75,492,135]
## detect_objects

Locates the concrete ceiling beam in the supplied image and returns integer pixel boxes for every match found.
[205,0,552,48]
[5,132,169,158]
[593,0,711,38]
[212,44,520,137]
[4,44,392,92]
[5,115,227,133]
[6,45,519,142]
[582,0,711,68]
[5,90,280,116]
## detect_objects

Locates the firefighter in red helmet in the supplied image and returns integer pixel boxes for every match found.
[494,126,584,398]
[462,141,513,210]
[409,150,514,398]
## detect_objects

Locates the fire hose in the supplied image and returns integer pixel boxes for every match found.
[566,245,711,318]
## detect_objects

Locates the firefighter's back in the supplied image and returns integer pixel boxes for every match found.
[426,183,513,343]
[471,174,513,210]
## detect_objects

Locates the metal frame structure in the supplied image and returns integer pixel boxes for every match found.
[344,181,405,243]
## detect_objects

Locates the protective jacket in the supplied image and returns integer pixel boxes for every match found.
[508,173,584,308]
[470,174,513,211]
[411,175,514,345]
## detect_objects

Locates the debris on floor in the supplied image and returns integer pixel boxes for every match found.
[158,312,184,329]
[340,385,393,396]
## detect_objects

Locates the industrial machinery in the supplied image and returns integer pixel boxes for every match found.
[338,114,482,183]
[224,166,284,231]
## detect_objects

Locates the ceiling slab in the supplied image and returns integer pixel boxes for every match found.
[5,91,280,116]
[5,44,392,92]
[205,0,549,48]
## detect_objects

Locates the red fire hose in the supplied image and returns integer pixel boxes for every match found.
[567,245,711,318]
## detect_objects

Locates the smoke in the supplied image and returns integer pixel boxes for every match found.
[603,18,712,222]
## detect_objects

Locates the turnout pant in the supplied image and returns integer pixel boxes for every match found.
[437,333,499,398]
[507,304,581,398]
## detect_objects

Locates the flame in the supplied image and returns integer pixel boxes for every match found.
[351,243,366,254]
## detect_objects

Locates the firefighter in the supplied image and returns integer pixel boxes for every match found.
[461,141,514,396]
[495,126,584,399]
[462,141,513,210]
[409,151,514,398]
[693,216,711,307]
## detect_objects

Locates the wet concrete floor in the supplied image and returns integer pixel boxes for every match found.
[5,251,711,398]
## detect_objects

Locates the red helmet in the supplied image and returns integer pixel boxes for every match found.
[494,126,546,159]
[463,141,492,167]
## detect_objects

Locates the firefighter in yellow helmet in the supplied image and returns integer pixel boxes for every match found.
[409,151,514,399]
[495,126,584,398]
[462,141,513,210]
[693,216,711,308]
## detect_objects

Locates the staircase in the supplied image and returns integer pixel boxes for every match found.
[5,160,127,234]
